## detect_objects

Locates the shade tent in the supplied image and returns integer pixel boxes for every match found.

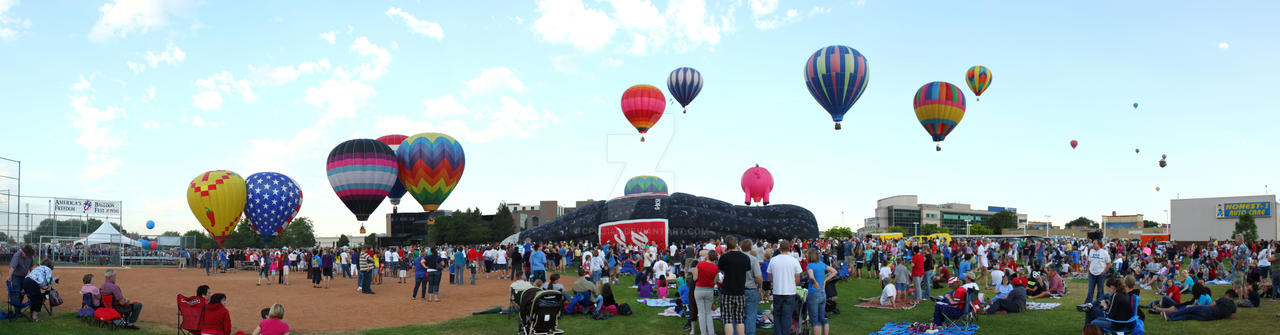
[73,223,143,247]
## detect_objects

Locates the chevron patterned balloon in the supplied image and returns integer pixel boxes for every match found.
[624,176,668,196]
[396,133,465,212]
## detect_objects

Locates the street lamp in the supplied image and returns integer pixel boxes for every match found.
[914,221,919,237]
[965,220,971,236]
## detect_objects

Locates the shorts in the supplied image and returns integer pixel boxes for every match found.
[1234,271,1247,287]
[896,283,908,292]
[720,294,746,324]
[323,267,333,278]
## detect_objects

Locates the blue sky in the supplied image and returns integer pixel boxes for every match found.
[0,0,1278,237]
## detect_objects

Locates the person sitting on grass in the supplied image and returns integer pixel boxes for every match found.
[985,277,1027,314]
[1045,266,1066,298]
[991,275,1013,303]
[568,273,597,314]
[1149,277,1183,310]
[1237,282,1260,308]
[858,278,896,306]
[252,303,290,335]
[931,264,950,290]
[200,293,232,335]
[595,282,618,314]
[541,273,566,294]
[1154,289,1237,321]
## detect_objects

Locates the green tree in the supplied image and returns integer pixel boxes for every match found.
[183,230,217,249]
[160,231,181,237]
[986,210,1018,235]
[968,224,993,235]
[364,233,378,247]
[491,203,516,242]
[887,226,906,234]
[916,224,946,236]
[1142,220,1160,228]
[1065,217,1099,229]
[336,234,350,247]
[426,209,493,245]
[1234,214,1259,242]
[282,217,317,248]
[823,226,854,238]
[224,222,263,248]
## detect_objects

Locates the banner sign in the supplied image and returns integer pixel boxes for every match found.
[599,219,668,248]
[53,198,122,216]
[157,236,182,246]
[1217,202,1271,218]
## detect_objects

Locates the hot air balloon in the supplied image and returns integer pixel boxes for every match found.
[245,172,303,246]
[1135,148,1140,154]
[624,176,668,196]
[397,133,465,213]
[741,165,774,206]
[145,220,155,230]
[913,81,967,150]
[1112,211,1117,216]
[965,66,992,101]
[667,67,702,114]
[1156,187,1161,192]
[186,170,247,246]
[1070,140,1078,149]
[1133,102,1139,109]
[1159,159,1167,168]
[621,84,666,142]
[149,241,158,250]
[1162,154,1167,159]
[377,134,410,212]
[327,139,398,233]
[805,45,869,130]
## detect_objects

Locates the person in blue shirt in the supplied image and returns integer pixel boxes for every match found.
[805,249,837,335]
[959,255,972,277]
[412,253,429,300]
[453,249,466,285]
[530,245,547,283]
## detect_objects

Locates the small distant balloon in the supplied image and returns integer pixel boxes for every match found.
[1155,186,1161,191]
[1162,154,1167,159]
[1070,140,1078,149]
[145,220,155,230]
[149,241,158,250]
[741,164,774,206]
[965,66,992,101]
[1112,211,1117,216]
[667,67,703,114]
[1133,102,1139,109]
[1135,148,1140,154]
[1159,159,1167,168]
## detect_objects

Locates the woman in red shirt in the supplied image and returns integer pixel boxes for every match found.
[691,250,719,335]
[200,293,232,335]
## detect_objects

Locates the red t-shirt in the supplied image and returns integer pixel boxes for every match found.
[1164,284,1181,304]
[695,261,718,288]
[911,254,925,277]
[467,249,481,262]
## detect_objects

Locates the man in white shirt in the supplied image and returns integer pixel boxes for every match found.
[977,242,989,271]
[766,240,803,335]
[652,258,669,278]
[859,278,898,306]
[990,268,1005,288]
[1084,241,1111,303]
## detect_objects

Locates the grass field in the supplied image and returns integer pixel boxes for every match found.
[6,272,1276,335]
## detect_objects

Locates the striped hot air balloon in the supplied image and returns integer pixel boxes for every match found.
[621,84,666,142]
[376,134,409,211]
[913,81,967,150]
[186,170,247,246]
[965,66,992,101]
[624,176,668,196]
[805,45,869,130]
[396,133,465,212]
[326,139,398,233]
[667,67,703,114]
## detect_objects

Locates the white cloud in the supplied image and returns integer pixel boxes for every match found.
[532,0,618,51]
[0,0,30,40]
[349,37,391,81]
[188,115,219,127]
[385,7,444,40]
[463,67,528,97]
[141,120,160,129]
[145,43,185,67]
[141,86,155,102]
[513,16,524,25]
[72,75,93,91]
[191,71,254,110]
[302,68,377,123]
[320,30,335,44]
[422,93,470,118]
[602,57,623,67]
[248,59,331,86]
[854,0,867,6]
[810,6,831,15]
[754,8,800,30]
[0,28,14,40]
[89,0,189,41]
[749,0,778,16]
[551,54,579,73]
[586,96,606,104]
[69,78,126,181]
[1218,42,1230,50]
[127,61,144,73]
[374,97,558,144]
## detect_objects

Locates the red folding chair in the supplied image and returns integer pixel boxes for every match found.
[94,294,122,329]
[177,294,205,335]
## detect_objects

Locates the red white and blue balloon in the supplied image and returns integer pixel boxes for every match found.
[245,172,303,245]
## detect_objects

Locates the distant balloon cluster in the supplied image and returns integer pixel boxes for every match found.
[326,133,466,234]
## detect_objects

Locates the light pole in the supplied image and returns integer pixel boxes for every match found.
[914,221,919,237]
[965,220,971,236]
[0,157,18,244]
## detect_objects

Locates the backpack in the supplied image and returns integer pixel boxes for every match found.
[617,303,633,316]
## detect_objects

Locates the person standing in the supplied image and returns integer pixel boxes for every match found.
[426,247,445,302]
[452,248,466,285]
[412,250,429,300]
[805,248,836,335]
[530,245,547,284]
[1085,241,1111,303]
[322,250,334,289]
[7,245,34,287]
[359,248,375,294]
[340,249,351,279]
[717,237,752,335]
[509,245,523,281]
[767,240,803,335]
[741,240,764,335]
[912,247,925,300]
[691,250,719,335]
[467,246,480,284]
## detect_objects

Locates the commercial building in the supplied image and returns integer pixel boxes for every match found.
[1102,214,1145,229]
[871,195,1028,235]
[1171,195,1277,242]
[507,200,596,232]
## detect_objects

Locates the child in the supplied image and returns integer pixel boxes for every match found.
[656,275,669,299]
[894,259,911,302]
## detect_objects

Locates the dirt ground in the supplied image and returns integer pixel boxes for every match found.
[4,265,531,333]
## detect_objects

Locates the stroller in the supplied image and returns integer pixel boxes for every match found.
[825,274,847,316]
[519,289,566,335]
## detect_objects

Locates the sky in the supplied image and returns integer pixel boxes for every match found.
[0,0,1278,238]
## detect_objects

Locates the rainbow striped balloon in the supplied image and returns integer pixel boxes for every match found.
[804,45,869,130]
[396,133,465,212]
[913,81,967,143]
[965,66,992,100]
[326,139,397,221]
[624,176,668,196]
[621,84,666,141]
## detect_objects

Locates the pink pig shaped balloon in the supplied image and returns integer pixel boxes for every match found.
[741,164,774,206]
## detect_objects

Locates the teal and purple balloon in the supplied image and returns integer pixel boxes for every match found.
[667,67,703,114]
[624,176,668,196]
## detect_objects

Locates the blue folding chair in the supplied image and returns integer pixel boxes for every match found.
[1104,294,1143,335]
[6,279,31,321]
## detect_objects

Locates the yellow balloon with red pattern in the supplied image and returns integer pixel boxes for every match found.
[186,170,247,246]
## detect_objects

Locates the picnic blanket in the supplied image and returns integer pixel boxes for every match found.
[658,306,681,317]
[870,322,978,335]
[1207,280,1231,285]
[637,298,677,307]
[1027,302,1062,310]
[856,299,920,310]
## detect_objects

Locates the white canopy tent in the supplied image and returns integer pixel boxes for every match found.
[73,222,142,247]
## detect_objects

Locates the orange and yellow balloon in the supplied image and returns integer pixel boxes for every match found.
[186,170,247,246]
[913,81,967,150]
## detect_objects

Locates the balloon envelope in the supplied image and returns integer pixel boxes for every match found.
[621,84,666,140]
[397,133,466,212]
[149,241,158,250]
[245,172,303,245]
[1070,140,1078,149]
[965,66,992,98]
[624,176,668,196]
[805,45,869,129]
[186,170,247,246]
[327,139,398,221]
[145,220,155,230]
[376,134,410,206]
[741,165,774,205]
[1133,102,1139,109]
[667,67,703,112]
[913,81,967,142]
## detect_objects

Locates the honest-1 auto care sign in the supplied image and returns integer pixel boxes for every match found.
[599,219,668,248]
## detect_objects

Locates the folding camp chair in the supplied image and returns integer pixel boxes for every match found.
[6,279,30,322]
[941,289,977,328]
[1103,295,1142,335]
[177,294,205,335]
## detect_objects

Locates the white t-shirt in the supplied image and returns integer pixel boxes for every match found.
[496,250,508,265]
[1087,248,1111,276]
[653,259,669,276]
[880,283,897,305]
[990,269,1005,287]
[389,251,400,263]
[767,253,803,295]
[879,266,892,280]
[1259,249,1272,267]
[669,245,678,257]
[340,252,350,264]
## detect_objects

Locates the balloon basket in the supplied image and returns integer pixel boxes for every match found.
[834,123,841,130]
[936,145,942,152]
[641,136,646,142]
[683,108,687,114]
[359,225,366,234]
